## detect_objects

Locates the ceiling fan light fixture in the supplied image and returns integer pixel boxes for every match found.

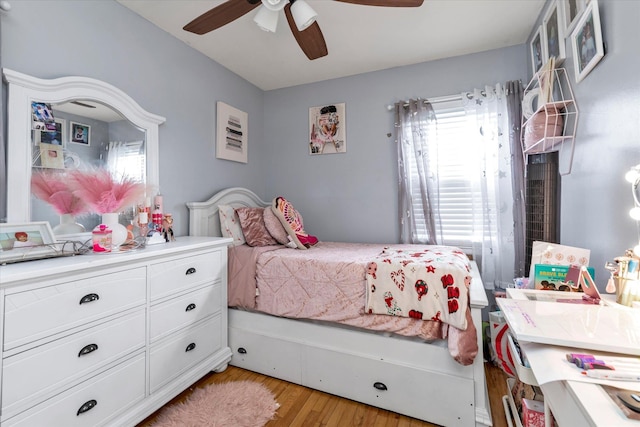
[261,0,288,12]
[290,0,317,31]
[254,6,279,32]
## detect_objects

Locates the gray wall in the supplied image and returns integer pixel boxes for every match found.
[2,0,639,287]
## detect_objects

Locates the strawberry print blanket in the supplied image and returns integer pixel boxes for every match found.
[366,246,471,330]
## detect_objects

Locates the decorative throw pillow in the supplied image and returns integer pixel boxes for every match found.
[236,207,278,247]
[271,196,318,250]
[218,204,245,246]
[263,207,289,245]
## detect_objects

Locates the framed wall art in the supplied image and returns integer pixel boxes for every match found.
[543,0,566,63]
[563,0,587,35]
[571,0,604,83]
[34,117,66,146]
[309,103,346,155]
[530,26,547,75]
[216,101,248,163]
[0,221,56,264]
[70,121,91,145]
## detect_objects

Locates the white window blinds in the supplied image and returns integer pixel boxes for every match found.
[407,100,496,252]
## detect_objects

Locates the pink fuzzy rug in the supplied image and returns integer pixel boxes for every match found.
[152,381,279,427]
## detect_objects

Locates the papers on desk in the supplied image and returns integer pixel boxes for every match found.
[496,298,640,356]
[520,342,640,392]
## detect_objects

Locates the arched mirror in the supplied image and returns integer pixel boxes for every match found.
[4,69,165,239]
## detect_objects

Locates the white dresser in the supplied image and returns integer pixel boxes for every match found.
[0,236,232,426]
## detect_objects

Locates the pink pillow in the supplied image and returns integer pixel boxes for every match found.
[263,207,289,245]
[271,196,318,249]
[218,204,245,246]
[235,207,278,247]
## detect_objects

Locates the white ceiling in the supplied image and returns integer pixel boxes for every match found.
[118,0,545,91]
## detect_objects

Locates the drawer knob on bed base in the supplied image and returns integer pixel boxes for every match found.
[185,303,196,312]
[77,399,97,416]
[373,382,388,391]
[237,347,247,354]
[185,343,197,352]
[185,267,197,275]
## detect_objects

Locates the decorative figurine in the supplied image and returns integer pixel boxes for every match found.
[162,213,175,242]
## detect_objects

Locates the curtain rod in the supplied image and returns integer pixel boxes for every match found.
[386,91,486,111]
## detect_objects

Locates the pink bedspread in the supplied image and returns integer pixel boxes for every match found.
[228,242,478,365]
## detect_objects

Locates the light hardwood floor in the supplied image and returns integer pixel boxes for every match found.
[138,362,511,427]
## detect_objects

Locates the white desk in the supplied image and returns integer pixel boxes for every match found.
[496,296,640,426]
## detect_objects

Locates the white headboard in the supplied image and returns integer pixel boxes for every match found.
[187,187,270,237]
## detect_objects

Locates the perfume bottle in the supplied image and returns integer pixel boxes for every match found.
[92,224,112,253]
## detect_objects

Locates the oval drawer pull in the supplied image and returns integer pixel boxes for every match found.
[79,293,99,305]
[237,347,247,354]
[185,303,196,312]
[185,267,197,275]
[185,342,197,352]
[77,399,97,416]
[78,343,99,357]
[373,382,387,391]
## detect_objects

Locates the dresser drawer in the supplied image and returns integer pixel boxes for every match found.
[149,250,222,301]
[3,353,145,427]
[2,310,145,419]
[150,284,221,342]
[150,315,221,392]
[4,267,146,351]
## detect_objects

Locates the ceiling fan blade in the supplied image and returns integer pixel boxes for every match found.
[183,0,261,35]
[334,0,424,6]
[284,4,328,60]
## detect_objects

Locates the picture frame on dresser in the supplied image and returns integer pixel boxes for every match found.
[0,221,56,264]
[571,0,604,83]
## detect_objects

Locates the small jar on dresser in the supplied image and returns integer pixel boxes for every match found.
[0,236,232,426]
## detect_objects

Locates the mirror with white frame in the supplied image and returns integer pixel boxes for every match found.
[4,69,166,240]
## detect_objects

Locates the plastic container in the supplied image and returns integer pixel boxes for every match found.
[92,224,113,253]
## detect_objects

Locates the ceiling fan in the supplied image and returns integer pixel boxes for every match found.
[183,0,424,60]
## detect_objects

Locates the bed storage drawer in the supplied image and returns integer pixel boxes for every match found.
[229,326,303,384]
[149,315,222,392]
[3,354,145,427]
[1,310,145,419]
[304,346,476,427]
[150,284,221,342]
[149,250,223,300]
[3,267,146,351]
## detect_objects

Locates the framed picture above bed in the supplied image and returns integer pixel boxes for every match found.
[571,0,604,83]
[216,101,248,163]
[309,103,346,155]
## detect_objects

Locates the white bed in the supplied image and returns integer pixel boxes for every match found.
[187,187,492,427]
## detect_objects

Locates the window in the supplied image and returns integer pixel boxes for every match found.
[106,141,145,183]
[406,100,498,252]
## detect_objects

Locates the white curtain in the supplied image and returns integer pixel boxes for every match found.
[461,84,513,289]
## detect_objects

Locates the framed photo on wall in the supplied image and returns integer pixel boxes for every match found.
[563,0,587,35]
[530,26,547,75]
[70,121,91,145]
[34,118,66,146]
[309,103,346,155]
[216,101,248,163]
[543,0,566,63]
[571,0,604,83]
